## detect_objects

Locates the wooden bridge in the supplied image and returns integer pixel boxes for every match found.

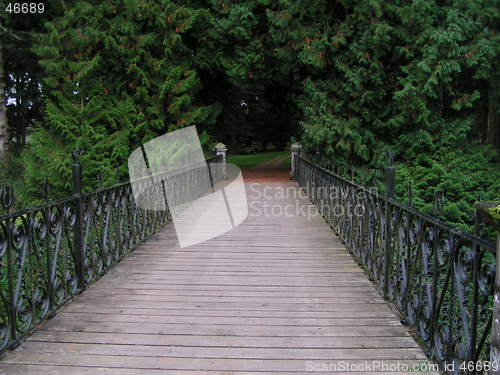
[0,160,440,374]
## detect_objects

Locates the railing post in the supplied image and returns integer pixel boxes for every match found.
[490,233,500,374]
[71,149,86,291]
[215,143,227,179]
[383,156,395,299]
[474,202,500,374]
[290,143,302,180]
[0,186,16,347]
[315,149,321,166]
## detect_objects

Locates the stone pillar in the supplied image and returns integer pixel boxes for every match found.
[215,143,227,178]
[290,143,302,180]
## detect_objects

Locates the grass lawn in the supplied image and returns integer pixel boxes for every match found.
[227,150,289,169]
[280,156,291,168]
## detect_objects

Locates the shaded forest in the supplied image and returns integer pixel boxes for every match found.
[0,0,499,231]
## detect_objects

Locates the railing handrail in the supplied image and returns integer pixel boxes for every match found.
[0,155,222,220]
[0,194,79,221]
[297,156,496,250]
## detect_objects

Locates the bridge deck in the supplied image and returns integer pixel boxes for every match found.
[0,182,439,374]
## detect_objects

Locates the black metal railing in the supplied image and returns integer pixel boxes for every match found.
[0,155,222,353]
[295,156,496,374]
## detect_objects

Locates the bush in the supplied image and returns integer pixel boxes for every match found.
[395,145,500,234]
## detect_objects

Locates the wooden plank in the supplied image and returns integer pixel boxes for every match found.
[39,321,412,337]
[26,331,422,349]
[42,313,403,327]
[55,306,397,319]
[72,294,387,305]
[55,301,394,313]
[13,342,429,360]
[0,182,439,374]
[0,366,438,375]
[2,352,437,373]
[26,330,422,349]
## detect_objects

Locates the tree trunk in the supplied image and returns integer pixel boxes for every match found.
[16,74,26,149]
[0,41,9,163]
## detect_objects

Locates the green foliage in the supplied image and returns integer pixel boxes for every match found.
[0,153,26,211]
[22,126,72,204]
[395,145,500,231]
[268,0,404,167]
[266,0,500,231]
[267,0,499,157]
[491,204,500,221]
[3,0,498,237]
[188,0,300,153]
[491,172,500,221]
[23,0,216,202]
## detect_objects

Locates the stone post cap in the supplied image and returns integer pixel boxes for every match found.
[215,143,227,151]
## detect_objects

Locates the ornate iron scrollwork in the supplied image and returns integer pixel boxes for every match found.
[0,185,14,213]
[295,155,496,374]
[0,154,223,355]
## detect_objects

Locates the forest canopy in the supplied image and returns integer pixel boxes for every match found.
[0,0,499,231]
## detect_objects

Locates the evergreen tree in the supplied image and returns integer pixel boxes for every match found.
[267,0,499,168]
[189,0,300,152]
[26,0,215,201]
[265,0,499,229]
[5,0,499,229]
[0,1,59,163]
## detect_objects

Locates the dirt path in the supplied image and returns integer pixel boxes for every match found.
[240,154,291,182]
